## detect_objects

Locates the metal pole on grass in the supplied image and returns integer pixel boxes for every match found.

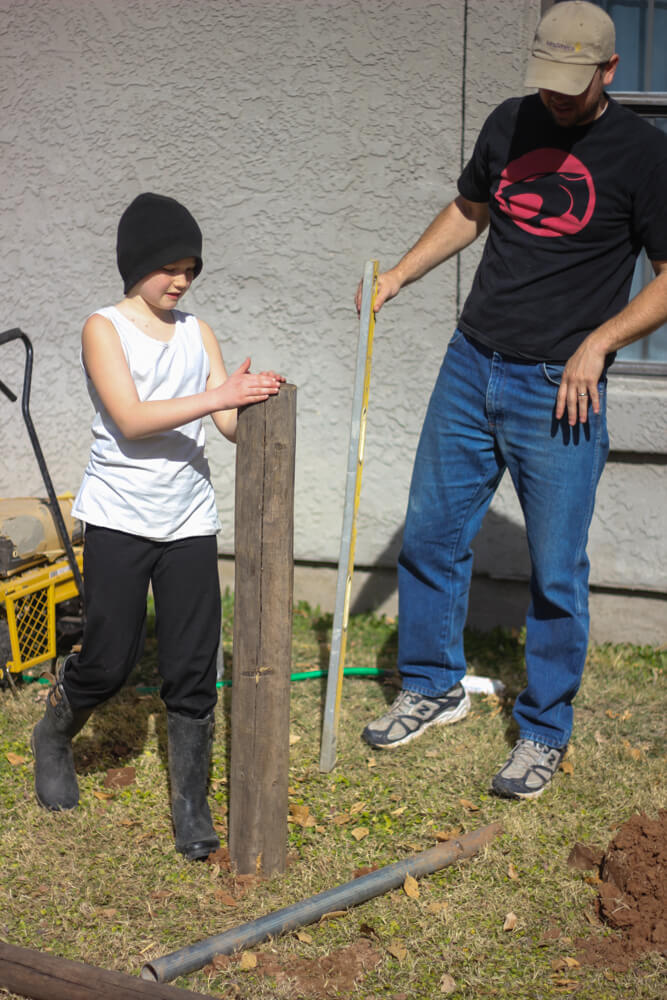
[142,822,502,983]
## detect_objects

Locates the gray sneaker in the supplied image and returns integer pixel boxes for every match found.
[362,684,470,749]
[491,739,567,800]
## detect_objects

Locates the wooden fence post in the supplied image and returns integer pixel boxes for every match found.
[229,385,296,876]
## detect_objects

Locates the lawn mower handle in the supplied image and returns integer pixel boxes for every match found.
[0,327,84,600]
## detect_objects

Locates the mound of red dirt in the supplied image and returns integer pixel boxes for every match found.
[573,810,667,971]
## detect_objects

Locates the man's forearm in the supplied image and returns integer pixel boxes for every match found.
[587,263,667,355]
[360,194,489,313]
[394,195,489,289]
[556,262,667,426]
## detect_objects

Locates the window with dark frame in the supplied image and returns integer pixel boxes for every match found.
[549,0,667,372]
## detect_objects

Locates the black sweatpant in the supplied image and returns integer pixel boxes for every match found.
[63,525,220,718]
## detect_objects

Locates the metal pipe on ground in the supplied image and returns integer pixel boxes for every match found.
[0,941,207,1000]
[142,821,502,984]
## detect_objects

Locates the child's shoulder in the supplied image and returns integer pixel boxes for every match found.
[86,305,116,321]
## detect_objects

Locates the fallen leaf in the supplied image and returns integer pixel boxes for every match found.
[435,828,462,842]
[403,874,419,899]
[354,865,379,878]
[551,958,568,971]
[563,957,580,968]
[97,907,117,919]
[92,789,114,801]
[289,732,301,745]
[537,925,561,946]
[425,901,448,915]
[208,954,231,971]
[319,909,347,921]
[6,752,27,766]
[332,813,352,826]
[289,804,316,827]
[503,912,517,932]
[351,827,369,841]
[622,739,642,761]
[507,863,519,880]
[366,756,376,768]
[391,805,407,816]
[214,891,238,907]
[559,760,574,776]
[387,940,407,962]
[440,972,457,994]
[459,798,480,811]
[350,801,366,814]
[238,951,257,971]
[295,930,312,943]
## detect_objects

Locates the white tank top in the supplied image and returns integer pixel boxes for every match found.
[72,307,221,541]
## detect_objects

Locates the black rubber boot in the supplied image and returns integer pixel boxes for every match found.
[167,712,220,861]
[31,682,93,810]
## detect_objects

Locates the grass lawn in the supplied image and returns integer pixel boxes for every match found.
[0,594,664,999]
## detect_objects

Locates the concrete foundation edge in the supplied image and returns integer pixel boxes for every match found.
[217,558,665,647]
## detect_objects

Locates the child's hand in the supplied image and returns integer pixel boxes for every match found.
[258,369,286,383]
[214,358,283,410]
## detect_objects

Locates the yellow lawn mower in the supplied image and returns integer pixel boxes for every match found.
[0,328,84,688]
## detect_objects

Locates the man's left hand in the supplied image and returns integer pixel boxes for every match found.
[555,337,607,426]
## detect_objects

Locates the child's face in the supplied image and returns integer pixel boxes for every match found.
[133,257,198,310]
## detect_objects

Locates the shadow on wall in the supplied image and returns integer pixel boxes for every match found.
[350,510,531,631]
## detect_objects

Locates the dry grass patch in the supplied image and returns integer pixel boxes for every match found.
[0,597,664,999]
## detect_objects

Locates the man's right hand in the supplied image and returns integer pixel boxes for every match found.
[355,267,402,314]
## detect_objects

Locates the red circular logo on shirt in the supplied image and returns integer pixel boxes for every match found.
[495,148,595,237]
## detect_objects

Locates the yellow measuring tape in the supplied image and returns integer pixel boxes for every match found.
[319,260,378,772]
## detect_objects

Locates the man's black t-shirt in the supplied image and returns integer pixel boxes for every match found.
[457,95,667,362]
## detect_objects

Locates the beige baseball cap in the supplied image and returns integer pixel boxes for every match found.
[524,1,616,96]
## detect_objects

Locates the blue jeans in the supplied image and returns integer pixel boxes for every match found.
[397,330,609,748]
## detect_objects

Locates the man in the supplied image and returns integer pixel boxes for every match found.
[358,1,667,799]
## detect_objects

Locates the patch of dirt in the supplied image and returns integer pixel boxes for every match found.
[572,810,667,971]
[207,937,382,998]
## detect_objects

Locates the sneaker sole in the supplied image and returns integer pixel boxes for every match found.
[363,692,471,750]
[490,777,549,801]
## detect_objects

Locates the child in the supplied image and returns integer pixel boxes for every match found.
[31,192,284,860]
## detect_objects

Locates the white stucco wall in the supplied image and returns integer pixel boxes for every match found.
[1,0,664,627]
[1,0,470,558]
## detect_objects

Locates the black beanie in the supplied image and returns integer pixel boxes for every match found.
[116,193,203,294]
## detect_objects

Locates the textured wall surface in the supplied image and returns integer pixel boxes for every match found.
[1,0,664,613]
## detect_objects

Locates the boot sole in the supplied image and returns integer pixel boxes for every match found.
[179,838,220,861]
